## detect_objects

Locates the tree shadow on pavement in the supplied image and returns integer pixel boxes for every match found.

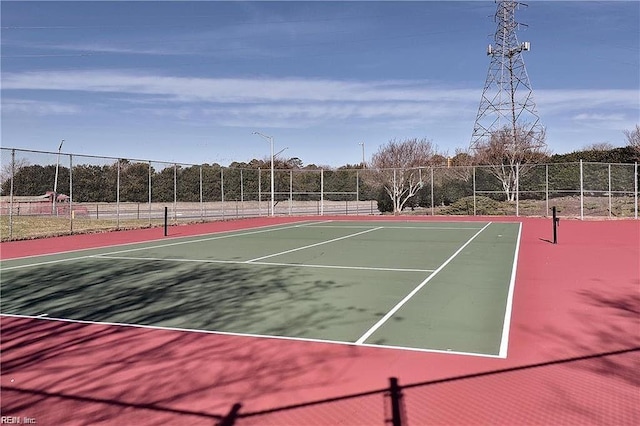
[0,258,382,425]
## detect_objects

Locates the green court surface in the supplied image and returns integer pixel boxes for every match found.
[0,220,522,357]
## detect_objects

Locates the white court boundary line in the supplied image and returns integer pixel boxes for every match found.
[355,221,493,345]
[94,254,435,273]
[498,222,523,358]
[0,219,321,263]
[2,220,520,359]
[0,313,501,358]
[0,221,325,272]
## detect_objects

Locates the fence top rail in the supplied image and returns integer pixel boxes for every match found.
[3,147,638,172]
[1,147,202,168]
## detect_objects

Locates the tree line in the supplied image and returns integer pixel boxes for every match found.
[2,125,638,214]
[368,125,639,214]
[0,158,378,203]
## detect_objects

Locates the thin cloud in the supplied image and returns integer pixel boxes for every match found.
[1,99,80,115]
[3,71,637,131]
[573,113,627,122]
[536,89,638,112]
[0,70,482,104]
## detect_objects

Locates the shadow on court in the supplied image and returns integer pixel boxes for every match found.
[0,313,367,425]
[0,258,381,339]
[0,260,378,423]
[2,277,639,423]
[2,314,637,425]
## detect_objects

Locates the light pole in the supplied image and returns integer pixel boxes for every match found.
[252,131,275,217]
[359,142,365,167]
[53,139,64,215]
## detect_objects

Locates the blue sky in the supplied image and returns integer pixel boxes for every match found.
[2,0,638,167]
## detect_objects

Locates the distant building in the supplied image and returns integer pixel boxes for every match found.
[0,191,86,217]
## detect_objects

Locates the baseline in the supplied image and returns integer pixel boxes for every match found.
[0,313,500,359]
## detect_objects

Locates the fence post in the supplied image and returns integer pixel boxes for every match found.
[545,164,549,216]
[289,169,293,216]
[240,168,244,217]
[430,166,434,216]
[356,170,360,215]
[117,159,121,229]
[217,403,242,426]
[635,162,638,220]
[516,162,519,217]
[173,163,177,222]
[321,169,324,216]
[393,169,397,214]
[221,167,225,220]
[388,377,404,426]
[258,167,262,216]
[148,161,152,226]
[200,165,204,221]
[9,149,15,240]
[608,164,612,219]
[69,154,73,234]
[579,160,584,220]
[473,166,477,216]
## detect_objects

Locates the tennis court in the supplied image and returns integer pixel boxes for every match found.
[0,219,521,357]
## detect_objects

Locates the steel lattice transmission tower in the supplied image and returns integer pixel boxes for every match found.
[470,1,545,151]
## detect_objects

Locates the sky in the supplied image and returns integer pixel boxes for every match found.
[1,0,639,168]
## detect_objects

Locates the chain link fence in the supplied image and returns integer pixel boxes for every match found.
[1,147,637,240]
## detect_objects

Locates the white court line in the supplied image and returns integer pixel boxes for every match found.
[355,222,493,345]
[498,222,523,359]
[245,227,384,263]
[305,225,484,230]
[253,261,434,274]
[94,255,435,273]
[0,313,500,358]
[0,221,316,272]
[0,219,315,262]
[95,255,240,265]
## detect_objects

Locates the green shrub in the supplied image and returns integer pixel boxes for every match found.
[440,196,509,215]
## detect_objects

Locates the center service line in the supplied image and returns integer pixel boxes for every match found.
[355,222,492,345]
[245,227,384,263]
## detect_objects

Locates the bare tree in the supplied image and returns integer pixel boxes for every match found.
[473,125,549,201]
[445,148,475,182]
[368,138,439,215]
[623,124,640,154]
[583,142,616,151]
[0,156,30,189]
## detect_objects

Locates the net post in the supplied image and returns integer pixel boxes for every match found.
[552,206,559,244]
[164,206,168,236]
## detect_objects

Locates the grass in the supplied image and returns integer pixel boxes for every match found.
[0,216,166,241]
